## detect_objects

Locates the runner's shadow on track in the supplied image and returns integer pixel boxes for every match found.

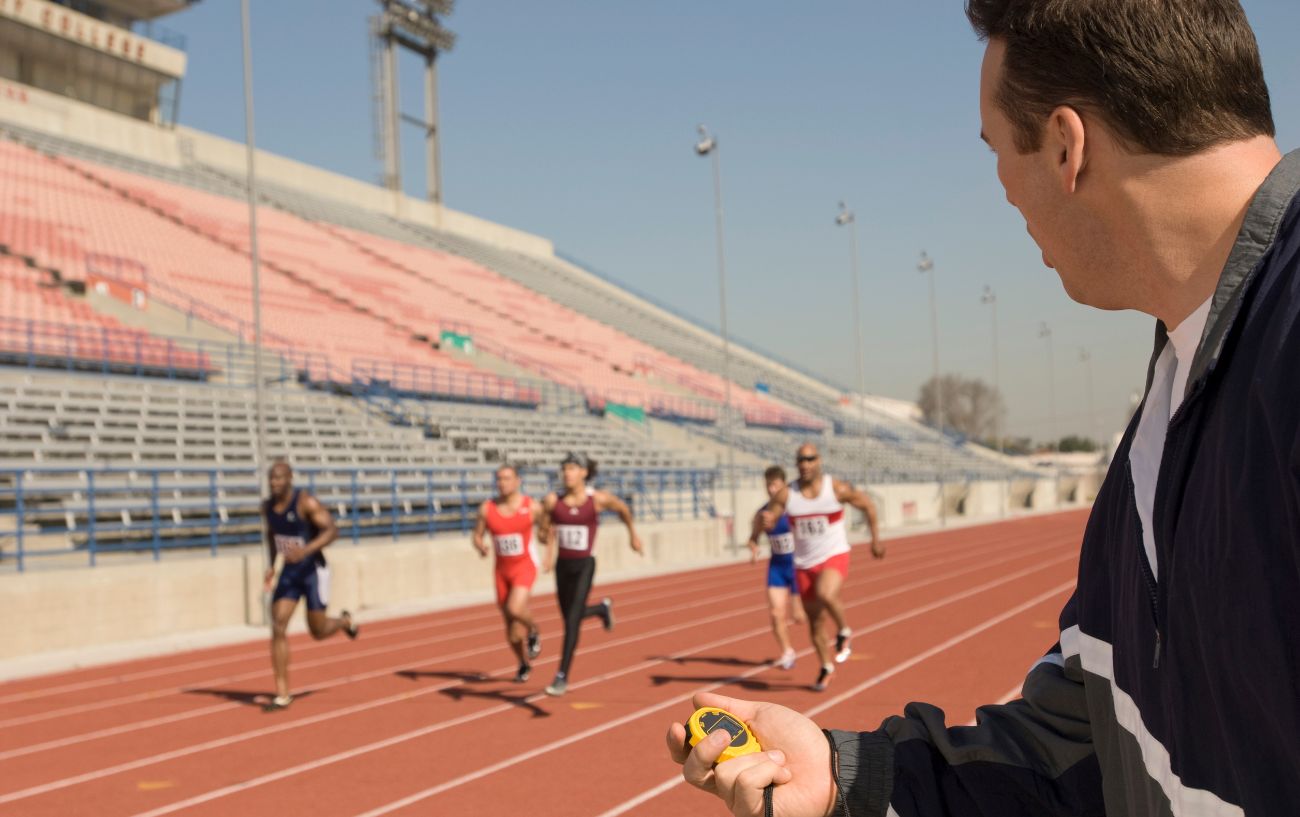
[647,674,809,693]
[648,655,769,668]
[437,685,551,718]
[183,688,317,708]
[395,669,493,683]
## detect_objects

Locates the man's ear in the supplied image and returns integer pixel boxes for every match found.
[1048,105,1087,194]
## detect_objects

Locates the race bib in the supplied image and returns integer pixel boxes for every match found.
[494,533,525,557]
[794,516,829,540]
[557,525,590,552]
[274,534,307,556]
[769,532,795,555]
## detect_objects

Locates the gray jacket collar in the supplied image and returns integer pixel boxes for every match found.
[1144,148,1300,397]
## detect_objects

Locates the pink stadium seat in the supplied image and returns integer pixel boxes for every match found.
[0,138,819,425]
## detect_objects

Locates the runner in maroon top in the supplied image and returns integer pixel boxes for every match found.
[541,452,643,696]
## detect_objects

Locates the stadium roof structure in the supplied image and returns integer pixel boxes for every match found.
[89,0,199,23]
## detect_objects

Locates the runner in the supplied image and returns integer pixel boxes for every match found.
[472,464,549,683]
[763,442,883,691]
[262,461,358,712]
[746,465,806,671]
[541,453,644,697]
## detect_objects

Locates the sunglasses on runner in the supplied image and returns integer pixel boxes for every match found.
[796,455,818,463]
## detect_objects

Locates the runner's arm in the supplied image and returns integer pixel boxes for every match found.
[471,503,490,558]
[761,485,789,532]
[262,512,279,590]
[747,509,765,563]
[286,494,337,564]
[598,490,644,555]
[540,494,558,571]
[834,478,884,558]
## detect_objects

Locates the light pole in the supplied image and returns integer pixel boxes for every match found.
[695,125,737,546]
[1079,347,1096,448]
[981,285,1005,517]
[836,202,870,490]
[918,251,946,525]
[1038,321,1059,503]
[240,0,268,620]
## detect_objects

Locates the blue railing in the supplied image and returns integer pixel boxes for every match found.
[0,465,717,572]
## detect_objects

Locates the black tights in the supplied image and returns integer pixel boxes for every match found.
[555,556,603,676]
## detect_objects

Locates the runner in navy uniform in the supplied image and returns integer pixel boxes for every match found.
[262,461,357,711]
[746,465,805,671]
[541,453,644,697]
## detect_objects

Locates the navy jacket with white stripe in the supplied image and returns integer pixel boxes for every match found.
[829,151,1300,817]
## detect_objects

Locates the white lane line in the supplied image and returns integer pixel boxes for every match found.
[0,558,794,731]
[115,550,1078,817]
[591,580,1074,817]
[0,524,1031,742]
[356,579,1078,817]
[0,525,986,706]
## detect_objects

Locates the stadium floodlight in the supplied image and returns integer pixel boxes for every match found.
[372,0,456,202]
[917,251,945,525]
[981,285,1006,516]
[693,123,737,547]
[694,125,717,156]
[835,201,870,490]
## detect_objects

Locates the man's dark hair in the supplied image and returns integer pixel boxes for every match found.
[764,465,787,483]
[967,0,1274,155]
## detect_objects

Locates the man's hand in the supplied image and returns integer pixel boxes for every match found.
[262,568,275,593]
[749,542,760,565]
[631,534,645,555]
[666,692,837,817]
[871,540,886,560]
[473,542,490,558]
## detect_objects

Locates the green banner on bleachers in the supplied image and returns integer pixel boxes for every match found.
[439,330,474,353]
[607,402,646,423]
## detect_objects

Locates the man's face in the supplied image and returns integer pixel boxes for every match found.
[268,465,291,499]
[765,477,786,501]
[496,468,519,497]
[561,462,585,490]
[795,447,820,482]
[979,40,1118,308]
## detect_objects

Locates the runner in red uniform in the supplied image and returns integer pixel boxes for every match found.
[540,453,644,697]
[472,464,550,683]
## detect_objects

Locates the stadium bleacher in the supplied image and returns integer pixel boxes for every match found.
[0,119,1037,568]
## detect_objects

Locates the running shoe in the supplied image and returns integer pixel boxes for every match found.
[835,628,852,663]
[527,629,542,660]
[545,672,568,697]
[342,610,360,640]
[263,694,293,712]
[600,598,615,632]
[514,663,531,683]
[813,664,834,692]
[778,648,797,671]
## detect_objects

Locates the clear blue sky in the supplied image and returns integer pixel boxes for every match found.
[164,0,1300,441]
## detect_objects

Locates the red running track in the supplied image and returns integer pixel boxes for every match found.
[0,510,1088,817]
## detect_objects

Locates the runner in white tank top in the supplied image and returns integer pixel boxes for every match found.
[762,442,884,691]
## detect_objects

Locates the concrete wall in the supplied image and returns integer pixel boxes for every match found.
[6,555,248,659]
[1,516,728,661]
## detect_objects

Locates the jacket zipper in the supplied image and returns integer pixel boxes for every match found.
[1126,466,1163,668]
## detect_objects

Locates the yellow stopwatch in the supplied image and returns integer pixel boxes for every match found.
[684,707,763,764]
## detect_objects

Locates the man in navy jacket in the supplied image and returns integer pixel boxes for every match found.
[668,1,1299,815]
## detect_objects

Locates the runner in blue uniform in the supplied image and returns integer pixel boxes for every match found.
[746,465,805,671]
[262,461,357,712]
